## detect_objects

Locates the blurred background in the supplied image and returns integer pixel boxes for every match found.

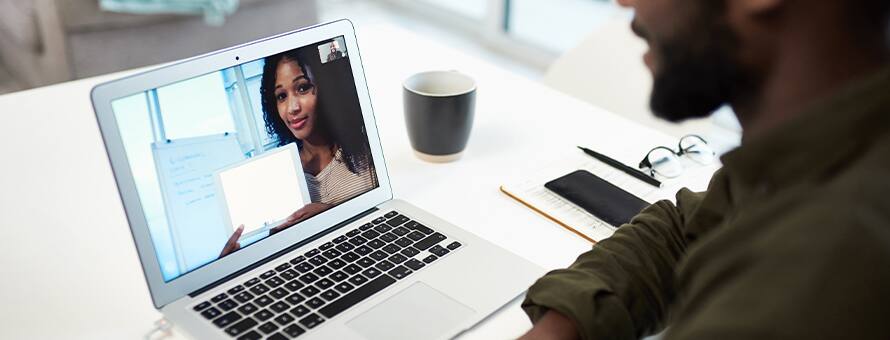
[0,0,741,148]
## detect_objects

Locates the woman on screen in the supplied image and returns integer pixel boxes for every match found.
[219,48,378,257]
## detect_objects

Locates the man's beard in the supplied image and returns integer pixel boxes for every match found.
[648,8,745,122]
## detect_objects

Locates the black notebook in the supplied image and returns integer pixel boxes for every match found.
[545,170,649,227]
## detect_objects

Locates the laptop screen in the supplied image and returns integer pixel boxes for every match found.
[110,36,378,282]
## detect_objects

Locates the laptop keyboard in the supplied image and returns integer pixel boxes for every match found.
[191,211,463,339]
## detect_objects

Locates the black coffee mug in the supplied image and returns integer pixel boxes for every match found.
[403,71,476,162]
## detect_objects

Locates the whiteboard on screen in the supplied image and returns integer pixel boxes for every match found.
[152,133,245,272]
[214,143,311,238]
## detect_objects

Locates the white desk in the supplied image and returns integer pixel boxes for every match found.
[0,23,711,339]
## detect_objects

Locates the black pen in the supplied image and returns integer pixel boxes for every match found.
[577,146,662,188]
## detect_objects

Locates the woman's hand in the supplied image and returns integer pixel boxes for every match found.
[518,310,581,340]
[219,224,244,258]
[271,203,333,234]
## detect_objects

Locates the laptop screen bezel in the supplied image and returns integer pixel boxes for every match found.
[90,20,393,308]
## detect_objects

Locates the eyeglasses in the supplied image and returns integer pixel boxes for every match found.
[638,134,716,178]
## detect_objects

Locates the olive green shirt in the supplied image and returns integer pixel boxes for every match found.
[522,66,890,339]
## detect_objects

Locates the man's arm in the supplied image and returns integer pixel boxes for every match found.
[522,180,721,339]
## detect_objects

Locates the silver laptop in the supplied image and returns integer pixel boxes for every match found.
[90,19,544,339]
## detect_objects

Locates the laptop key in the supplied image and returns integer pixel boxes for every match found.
[392,226,410,237]
[320,289,341,301]
[306,297,326,309]
[406,231,426,241]
[327,259,346,270]
[313,265,333,277]
[255,295,274,307]
[369,250,388,261]
[280,269,298,281]
[274,313,295,326]
[227,285,245,295]
[361,222,376,230]
[333,235,348,244]
[353,245,372,256]
[361,267,382,279]
[218,299,238,311]
[225,317,258,336]
[348,236,368,246]
[285,293,306,305]
[413,223,434,235]
[382,244,401,255]
[211,293,228,303]
[379,232,397,243]
[237,330,262,340]
[384,211,399,218]
[294,262,314,273]
[367,239,385,249]
[308,255,327,266]
[322,249,342,260]
[430,245,450,257]
[236,293,257,304]
[299,286,320,297]
[254,309,274,322]
[447,241,462,250]
[284,280,304,292]
[347,274,368,286]
[388,253,408,264]
[268,332,289,340]
[373,224,392,233]
[374,260,395,271]
[423,255,438,264]
[249,283,269,296]
[387,266,412,280]
[275,262,291,272]
[335,242,355,252]
[330,271,349,282]
[305,249,320,258]
[361,230,380,240]
[318,275,397,318]
[395,237,413,248]
[319,242,334,251]
[341,252,360,263]
[270,288,289,299]
[386,215,410,227]
[258,321,279,335]
[290,304,311,318]
[405,259,425,271]
[372,217,387,225]
[347,228,363,237]
[212,311,242,328]
[244,277,260,287]
[289,256,305,265]
[357,257,375,268]
[343,264,362,275]
[413,232,447,251]
[299,273,319,284]
[299,313,325,329]
[193,301,211,312]
[237,302,258,315]
[266,276,284,288]
[270,301,290,314]
[400,247,420,257]
[283,324,306,337]
[201,307,221,319]
[334,282,354,294]
[260,270,277,279]
[315,278,334,290]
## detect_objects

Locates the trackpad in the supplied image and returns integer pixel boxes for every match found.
[347,282,475,340]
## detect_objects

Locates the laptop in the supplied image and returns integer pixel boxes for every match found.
[90,19,544,339]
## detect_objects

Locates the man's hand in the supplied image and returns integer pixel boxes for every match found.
[518,310,581,340]
[271,203,333,234]
[219,224,244,258]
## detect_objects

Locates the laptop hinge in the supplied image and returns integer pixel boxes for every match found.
[189,207,379,298]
